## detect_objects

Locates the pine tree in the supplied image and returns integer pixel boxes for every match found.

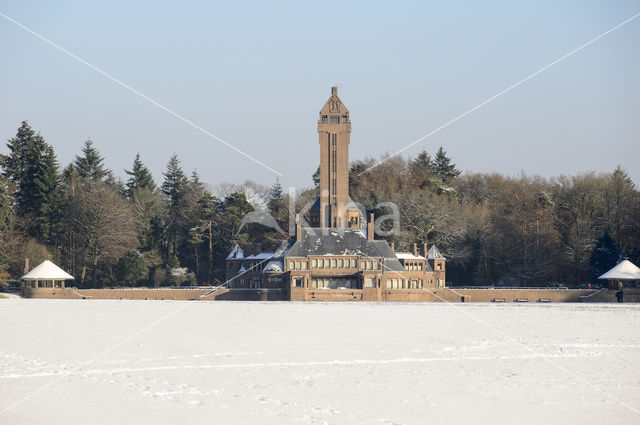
[161,154,188,260]
[0,177,12,233]
[434,146,460,184]
[125,153,156,198]
[31,146,60,242]
[1,121,36,186]
[161,154,188,206]
[312,166,320,189]
[1,122,60,241]
[268,179,284,212]
[590,230,618,280]
[74,140,112,181]
[409,150,436,189]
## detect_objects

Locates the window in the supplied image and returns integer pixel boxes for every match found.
[364,277,376,288]
[330,116,340,124]
[437,263,442,270]
[321,115,328,123]
[293,277,304,288]
[295,261,301,270]
[342,115,348,123]
[351,259,357,268]
[331,259,336,268]
[312,259,317,268]
[338,259,343,268]
[302,262,307,270]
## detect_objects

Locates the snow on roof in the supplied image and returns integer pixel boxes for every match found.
[226,245,244,260]
[395,252,425,260]
[427,245,445,260]
[598,260,640,280]
[263,260,283,272]
[21,260,74,280]
[245,252,275,260]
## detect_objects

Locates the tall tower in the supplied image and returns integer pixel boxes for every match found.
[317,87,351,228]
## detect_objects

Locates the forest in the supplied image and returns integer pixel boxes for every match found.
[0,121,638,288]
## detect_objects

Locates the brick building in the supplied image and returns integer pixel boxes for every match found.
[226,87,446,301]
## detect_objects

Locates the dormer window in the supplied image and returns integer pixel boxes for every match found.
[321,115,328,123]
[342,115,348,123]
[330,116,340,124]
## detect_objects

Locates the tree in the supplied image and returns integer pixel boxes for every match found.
[74,140,112,182]
[1,122,60,242]
[161,154,188,261]
[312,166,320,189]
[434,146,460,184]
[604,166,636,251]
[125,153,155,198]
[116,250,147,285]
[63,182,137,285]
[590,231,618,280]
[409,150,436,189]
[0,177,12,233]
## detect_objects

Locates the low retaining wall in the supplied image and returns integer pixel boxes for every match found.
[23,287,223,301]
[23,287,633,303]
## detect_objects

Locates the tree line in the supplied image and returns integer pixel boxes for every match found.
[0,121,638,287]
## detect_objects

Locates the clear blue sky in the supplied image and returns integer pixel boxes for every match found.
[1,0,639,189]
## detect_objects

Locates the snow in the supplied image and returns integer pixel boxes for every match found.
[599,259,640,280]
[395,252,425,260]
[21,260,74,281]
[1,300,639,425]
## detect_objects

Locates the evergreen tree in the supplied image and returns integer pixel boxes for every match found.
[434,146,460,184]
[161,154,188,260]
[116,250,147,286]
[0,177,12,233]
[30,146,60,242]
[590,230,618,280]
[1,121,36,186]
[1,122,60,241]
[267,179,285,213]
[74,140,112,181]
[125,153,155,197]
[161,154,188,206]
[312,166,320,189]
[409,150,436,189]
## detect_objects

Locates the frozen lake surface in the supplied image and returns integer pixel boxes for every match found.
[1,300,639,424]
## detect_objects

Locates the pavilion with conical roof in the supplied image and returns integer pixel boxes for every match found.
[21,260,74,289]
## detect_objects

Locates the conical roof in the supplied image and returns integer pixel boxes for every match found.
[598,259,640,280]
[21,260,74,280]
[427,245,445,260]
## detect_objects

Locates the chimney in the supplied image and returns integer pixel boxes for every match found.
[390,242,395,252]
[367,213,374,241]
[296,214,302,242]
[413,243,418,256]
[24,258,29,274]
[331,86,338,95]
[423,242,428,257]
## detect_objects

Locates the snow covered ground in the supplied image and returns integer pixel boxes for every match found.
[1,300,639,425]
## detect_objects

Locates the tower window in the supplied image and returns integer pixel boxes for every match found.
[342,115,348,123]
[321,115,328,123]
[330,116,340,124]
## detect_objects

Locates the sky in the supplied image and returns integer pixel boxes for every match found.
[1,0,639,190]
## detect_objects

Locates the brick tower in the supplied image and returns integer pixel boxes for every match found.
[317,87,351,228]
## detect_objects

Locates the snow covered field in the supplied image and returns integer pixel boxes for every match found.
[1,300,639,425]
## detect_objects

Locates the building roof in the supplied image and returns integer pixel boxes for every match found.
[226,245,244,260]
[21,260,74,280]
[598,260,640,280]
[395,252,426,260]
[245,252,275,260]
[427,245,445,260]
[287,228,405,272]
